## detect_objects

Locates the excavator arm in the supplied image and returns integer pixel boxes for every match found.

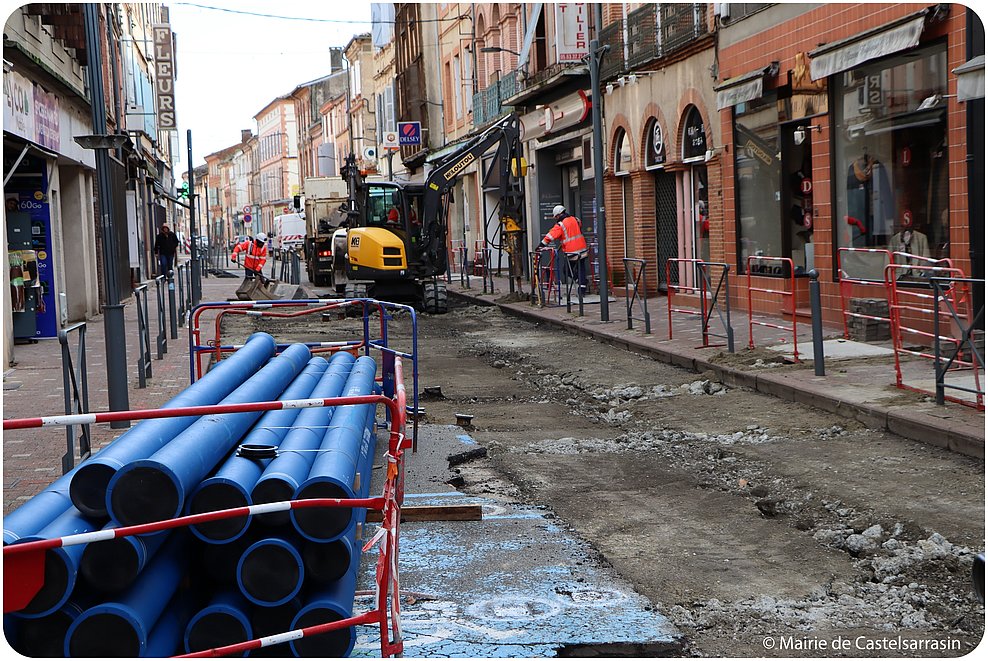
[418,114,526,276]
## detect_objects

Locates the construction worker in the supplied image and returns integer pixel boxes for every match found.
[231,232,269,279]
[540,204,589,295]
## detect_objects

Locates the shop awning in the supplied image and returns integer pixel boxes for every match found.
[809,10,930,81]
[715,62,779,110]
[953,55,985,101]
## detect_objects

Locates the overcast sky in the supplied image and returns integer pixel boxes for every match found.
[169,0,373,168]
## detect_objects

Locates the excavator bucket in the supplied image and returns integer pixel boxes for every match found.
[235,277,310,301]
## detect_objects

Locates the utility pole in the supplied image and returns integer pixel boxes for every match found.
[80,3,129,427]
[187,130,201,304]
[588,3,610,321]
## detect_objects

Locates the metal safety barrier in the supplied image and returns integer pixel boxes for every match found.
[837,247,892,339]
[279,249,302,285]
[667,258,703,338]
[57,322,91,474]
[666,259,734,351]
[932,276,985,410]
[531,247,558,307]
[746,256,799,360]
[885,262,978,408]
[698,262,735,352]
[176,263,187,320]
[561,251,586,316]
[623,258,649,333]
[154,275,169,357]
[134,283,153,388]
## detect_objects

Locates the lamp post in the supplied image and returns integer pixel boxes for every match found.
[78,3,130,428]
[479,46,522,57]
[585,4,610,322]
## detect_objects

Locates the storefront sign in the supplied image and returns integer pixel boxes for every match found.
[555,3,589,62]
[519,90,591,141]
[152,23,177,130]
[682,106,707,160]
[33,85,60,151]
[646,119,665,168]
[4,70,35,140]
[801,178,813,195]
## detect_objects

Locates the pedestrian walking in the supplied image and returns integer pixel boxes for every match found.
[231,232,269,279]
[540,204,589,295]
[153,224,180,276]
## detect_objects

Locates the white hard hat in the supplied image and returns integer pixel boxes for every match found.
[255,232,267,241]
[552,205,566,217]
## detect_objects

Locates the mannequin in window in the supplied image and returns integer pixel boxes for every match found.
[846,146,894,247]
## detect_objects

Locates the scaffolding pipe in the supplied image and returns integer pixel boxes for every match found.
[292,356,378,542]
[107,343,311,526]
[251,352,357,526]
[68,332,277,518]
[188,356,330,544]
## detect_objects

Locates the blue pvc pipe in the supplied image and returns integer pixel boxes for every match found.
[236,535,305,607]
[13,506,103,619]
[144,591,194,657]
[79,522,169,592]
[248,597,301,658]
[65,532,189,657]
[251,352,357,526]
[70,332,277,518]
[291,355,378,542]
[107,343,312,526]
[5,594,93,657]
[3,460,89,545]
[188,356,331,544]
[184,590,252,656]
[288,560,359,658]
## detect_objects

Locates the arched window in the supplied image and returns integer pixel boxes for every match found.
[681,105,707,161]
[645,118,666,169]
[476,15,487,88]
[613,128,632,175]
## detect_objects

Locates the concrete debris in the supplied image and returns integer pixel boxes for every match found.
[680,380,728,396]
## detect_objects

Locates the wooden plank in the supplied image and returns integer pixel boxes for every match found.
[365,504,483,523]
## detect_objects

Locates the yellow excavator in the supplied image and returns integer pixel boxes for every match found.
[335,114,527,313]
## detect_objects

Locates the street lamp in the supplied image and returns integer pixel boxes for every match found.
[480,46,522,57]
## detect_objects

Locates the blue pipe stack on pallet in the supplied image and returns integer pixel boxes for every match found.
[3,332,382,657]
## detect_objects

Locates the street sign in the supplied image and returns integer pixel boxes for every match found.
[243,205,251,213]
[243,214,252,222]
[382,131,399,149]
[397,121,421,146]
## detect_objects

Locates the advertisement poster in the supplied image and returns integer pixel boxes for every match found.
[4,154,57,338]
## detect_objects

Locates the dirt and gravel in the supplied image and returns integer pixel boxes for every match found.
[219,298,985,657]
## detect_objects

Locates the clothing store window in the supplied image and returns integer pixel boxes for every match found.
[833,42,949,278]
[734,92,781,269]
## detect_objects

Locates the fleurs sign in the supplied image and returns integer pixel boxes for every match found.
[152,24,177,130]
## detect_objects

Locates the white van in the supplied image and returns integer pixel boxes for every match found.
[273,212,306,258]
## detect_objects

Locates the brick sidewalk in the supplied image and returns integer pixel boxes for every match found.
[3,267,245,514]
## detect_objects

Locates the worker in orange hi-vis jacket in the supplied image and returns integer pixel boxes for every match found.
[540,204,589,295]
[231,232,269,279]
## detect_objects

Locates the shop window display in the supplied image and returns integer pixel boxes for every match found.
[734,92,781,269]
[833,43,949,280]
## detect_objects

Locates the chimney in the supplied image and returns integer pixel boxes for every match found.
[329,47,344,72]
[241,129,252,143]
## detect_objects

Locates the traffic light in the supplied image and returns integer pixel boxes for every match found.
[178,182,190,199]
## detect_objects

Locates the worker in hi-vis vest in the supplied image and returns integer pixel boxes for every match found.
[231,232,269,279]
[540,204,589,295]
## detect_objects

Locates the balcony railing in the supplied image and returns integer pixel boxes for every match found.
[627,5,659,69]
[660,3,707,53]
[599,21,625,81]
[472,71,519,126]
[599,4,709,78]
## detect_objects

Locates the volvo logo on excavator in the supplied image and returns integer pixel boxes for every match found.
[443,153,476,181]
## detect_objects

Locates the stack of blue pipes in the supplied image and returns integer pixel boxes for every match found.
[3,332,382,657]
